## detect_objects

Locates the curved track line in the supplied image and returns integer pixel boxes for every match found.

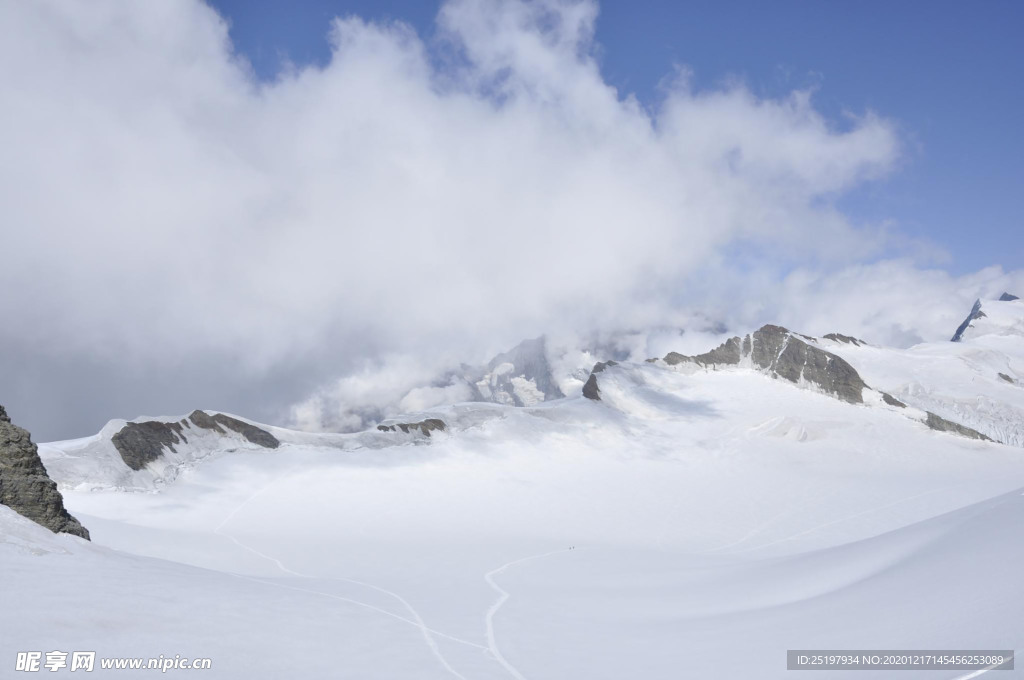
[331,573,476,676]
[484,549,569,680]
[703,507,794,553]
[730,487,950,555]
[215,483,476,678]
[229,572,486,651]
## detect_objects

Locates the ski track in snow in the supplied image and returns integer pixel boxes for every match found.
[704,507,794,553]
[215,482,477,679]
[727,486,951,555]
[485,549,570,680]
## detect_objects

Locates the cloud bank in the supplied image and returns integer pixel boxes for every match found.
[0,0,1016,438]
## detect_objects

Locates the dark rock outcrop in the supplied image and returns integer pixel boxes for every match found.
[582,361,617,401]
[112,410,279,471]
[924,412,992,441]
[662,325,867,404]
[0,405,90,539]
[952,299,986,342]
[377,419,447,436]
[186,410,280,449]
[111,420,188,471]
[881,393,907,408]
[666,337,744,367]
[952,294,1020,341]
[823,333,865,346]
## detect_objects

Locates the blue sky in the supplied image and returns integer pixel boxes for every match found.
[209,0,1023,274]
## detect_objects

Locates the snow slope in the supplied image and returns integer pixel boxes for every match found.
[5,344,1024,678]
[822,294,1024,447]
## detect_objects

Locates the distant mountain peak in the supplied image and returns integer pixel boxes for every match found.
[952,294,1024,342]
[468,336,565,407]
[951,299,985,342]
[111,410,279,471]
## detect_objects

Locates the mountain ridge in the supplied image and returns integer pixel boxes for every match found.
[23,295,1024,494]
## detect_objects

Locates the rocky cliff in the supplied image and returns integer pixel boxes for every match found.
[663,324,867,404]
[111,410,280,471]
[0,405,89,539]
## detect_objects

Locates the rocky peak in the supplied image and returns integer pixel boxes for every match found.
[951,294,1024,342]
[111,410,280,471]
[822,332,866,346]
[663,324,867,404]
[582,361,618,401]
[0,404,89,539]
[951,299,985,342]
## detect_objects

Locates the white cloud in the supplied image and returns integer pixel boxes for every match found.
[763,261,1024,347]
[0,0,1013,436]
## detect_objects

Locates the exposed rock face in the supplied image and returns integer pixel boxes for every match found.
[924,412,992,441]
[666,337,744,367]
[823,333,865,346]
[0,405,89,539]
[112,410,279,471]
[377,419,447,436]
[759,327,866,404]
[950,294,1023,343]
[111,420,187,471]
[663,325,867,404]
[952,299,986,342]
[582,361,617,401]
[881,393,907,408]
[187,410,280,448]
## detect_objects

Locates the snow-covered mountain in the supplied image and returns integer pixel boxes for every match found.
[951,291,1023,341]
[38,409,453,491]
[5,297,1024,678]
[823,293,1024,447]
[463,336,565,406]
